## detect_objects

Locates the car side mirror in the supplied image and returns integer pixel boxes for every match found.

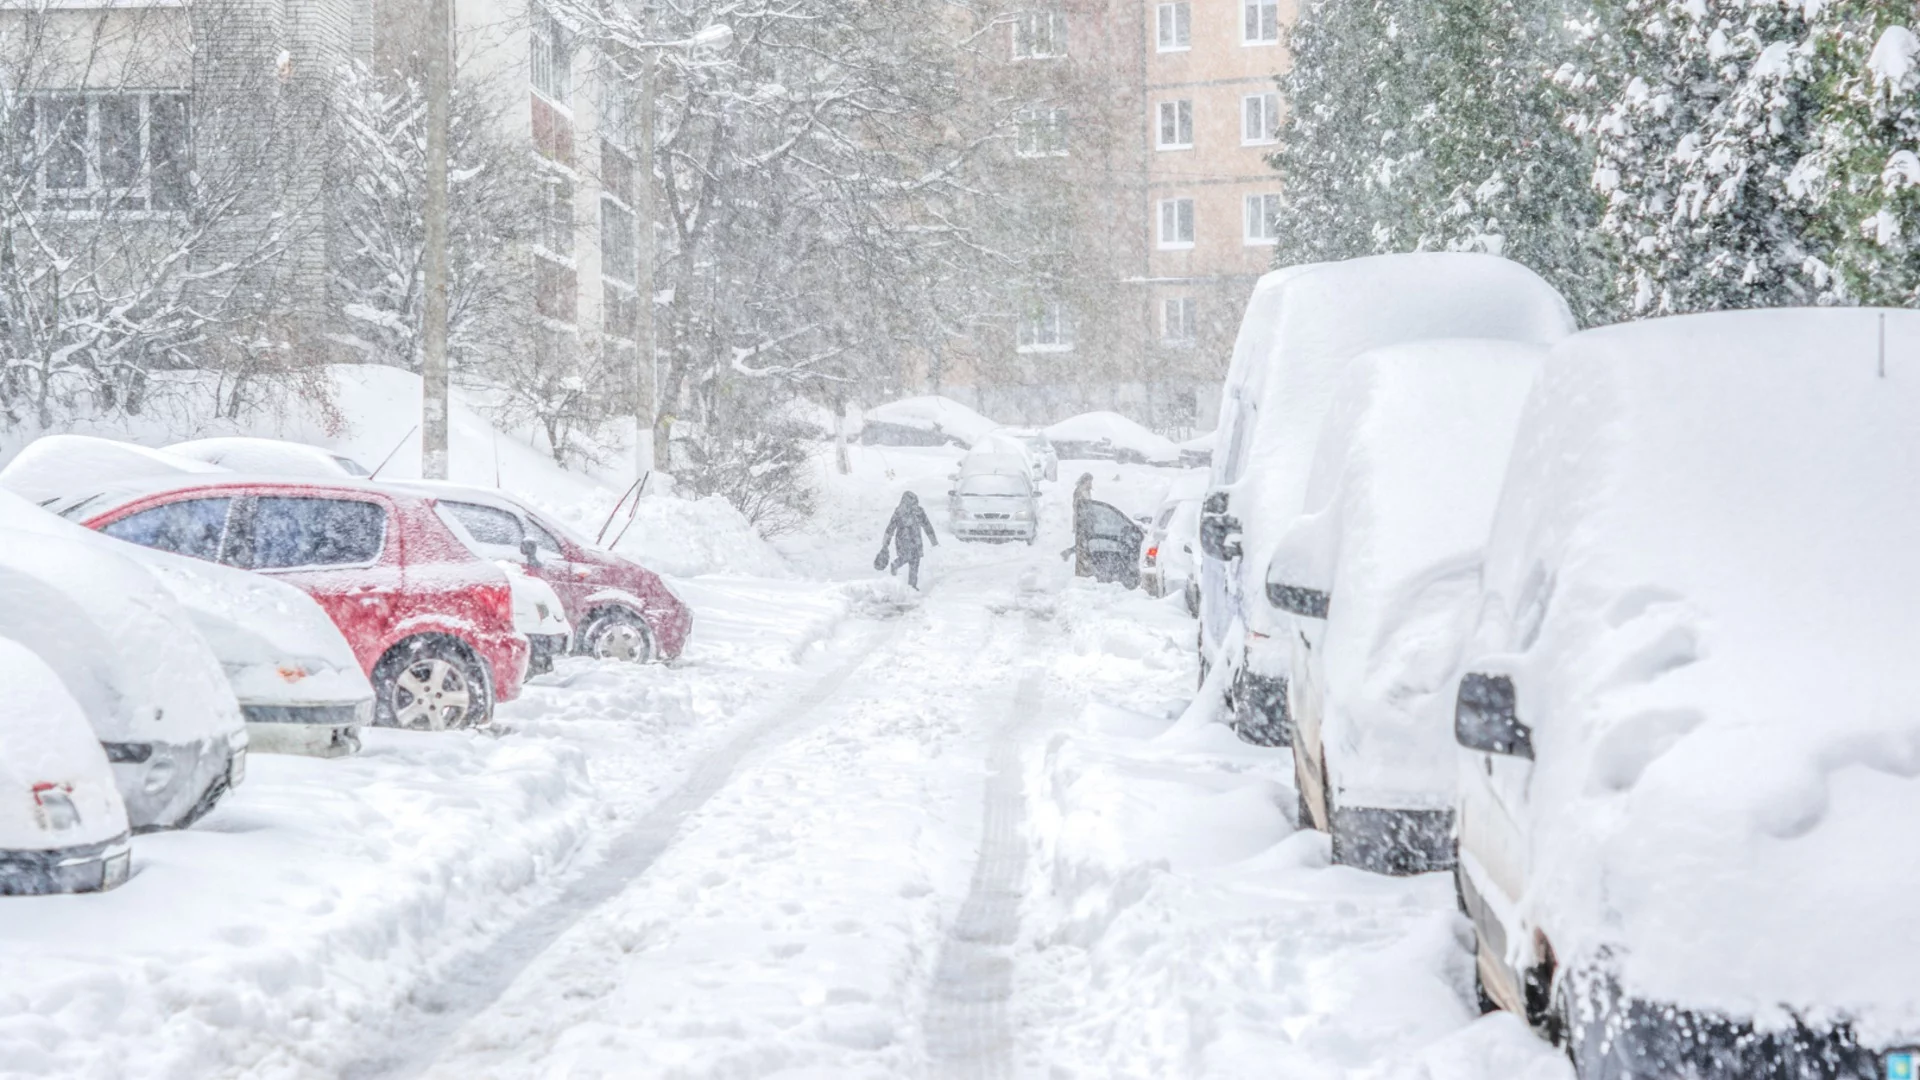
[1455,674,1533,759]
[520,538,541,568]
[947,490,956,497]
[1266,582,1329,619]
[1199,491,1242,561]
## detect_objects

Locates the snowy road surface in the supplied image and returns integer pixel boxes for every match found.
[0,449,1570,1079]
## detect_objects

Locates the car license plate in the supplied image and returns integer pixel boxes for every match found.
[228,749,248,788]
[1889,1051,1917,1080]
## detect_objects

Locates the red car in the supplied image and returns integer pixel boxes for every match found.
[386,482,691,663]
[52,479,527,730]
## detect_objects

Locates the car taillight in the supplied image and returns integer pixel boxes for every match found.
[1145,546,1159,566]
[32,783,81,832]
[485,583,516,629]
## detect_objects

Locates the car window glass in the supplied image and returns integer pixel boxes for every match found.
[1084,501,1135,538]
[250,497,386,569]
[442,502,524,547]
[99,498,232,561]
[525,517,565,557]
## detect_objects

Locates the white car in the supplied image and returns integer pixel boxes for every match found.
[1141,478,1207,609]
[0,527,247,832]
[497,561,574,677]
[0,433,221,506]
[1266,340,1544,875]
[1,490,374,758]
[947,455,1039,544]
[166,436,371,479]
[0,637,132,896]
[1197,253,1575,748]
[1452,309,1920,1075]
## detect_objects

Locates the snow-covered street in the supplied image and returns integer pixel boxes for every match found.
[0,449,1568,1079]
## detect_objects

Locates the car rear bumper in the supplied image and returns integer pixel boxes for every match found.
[1565,967,1884,1080]
[0,833,132,896]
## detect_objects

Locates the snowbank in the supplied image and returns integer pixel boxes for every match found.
[1044,411,1180,465]
[859,395,998,448]
[1468,308,1920,1037]
[600,493,790,580]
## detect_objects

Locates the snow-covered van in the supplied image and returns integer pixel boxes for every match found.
[2,489,374,758]
[1198,254,1574,746]
[1451,309,1920,1077]
[0,528,247,832]
[0,637,133,896]
[1268,340,1544,875]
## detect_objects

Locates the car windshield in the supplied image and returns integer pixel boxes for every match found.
[958,474,1030,497]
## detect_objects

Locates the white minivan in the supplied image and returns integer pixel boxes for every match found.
[1269,339,1544,875]
[1198,253,1574,746]
[1451,309,1920,1077]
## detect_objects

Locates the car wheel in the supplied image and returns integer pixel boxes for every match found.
[586,609,656,664]
[373,637,492,731]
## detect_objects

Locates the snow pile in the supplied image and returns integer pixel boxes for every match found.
[1044,411,1180,464]
[1272,341,1543,809]
[859,395,999,448]
[1469,308,1920,1036]
[165,436,367,478]
[599,493,789,580]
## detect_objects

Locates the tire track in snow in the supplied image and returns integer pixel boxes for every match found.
[924,650,1047,1078]
[341,620,892,1080]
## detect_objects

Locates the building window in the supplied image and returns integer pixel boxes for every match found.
[538,174,574,257]
[1158,197,1195,249]
[1017,301,1074,352]
[1243,0,1280,44]
[604,282,639,341]
[25,92,190,213]
[1015,107,1069,157]
[1013,10,1067,60]
[1156,100,1193,150]
[531,9,575,106]
[599,77,634,148]
[534,257,578,322]
[601,198,637,284]
[1162,296,1197,343]
[532,96,574,165]
[1245,192,1282,244]
[1243,92,1280,145]
[1156,3,1191,51]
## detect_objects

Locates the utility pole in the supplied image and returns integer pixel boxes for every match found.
[421,0,453,480]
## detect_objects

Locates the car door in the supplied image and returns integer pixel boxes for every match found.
[1082,501,1145,588]
[229,495,400,672]
[518,513,590,619]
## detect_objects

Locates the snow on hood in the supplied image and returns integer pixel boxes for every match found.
[165,437,369,479]
[0,525,242,748]
[1468,308,1920,1038]
[0,638,129,852]
[0,490,369,710]
[0,434,226,506]
[1044,412,1179,462]
[1218,255,1574,637]
[1271,341,1544,809]
[862,396,999,446]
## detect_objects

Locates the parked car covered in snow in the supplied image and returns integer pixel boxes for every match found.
[1140,482,1205,611]
[496,562,573,676]
[1451,309,1920,1077]
[31,476,529,731]
[1,490,374,758]
[1198,253,1574,747]
[388,482,692,664]
[859,396,999,449]
[947,455,1039,544]
[0,638,132,896]
[0,527,247,831]
[0,434,222,506]
[166,437,371,479]
[1044,411,1180,466]
[1269,340,1544,875]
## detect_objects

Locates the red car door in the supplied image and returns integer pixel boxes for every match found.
[229,493,405,674]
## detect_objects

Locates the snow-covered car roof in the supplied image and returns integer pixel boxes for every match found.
[0,434,226,506]
[0,520,243,748]
[1269,340,1545,807]
[955,453,1033,480]
[1217,254,1574,581]
[1468,307,1920,1032]
[165,437,371,479]
[862,396,999,446]
[0,636,130,855]
[1044,412,1180,463]
[0,490,368,712]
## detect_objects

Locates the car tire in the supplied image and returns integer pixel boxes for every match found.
[584,608,657,664]
[373,636,493,731]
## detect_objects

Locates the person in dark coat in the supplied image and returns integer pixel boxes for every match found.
[1071,473,1096,578]
[878,491,939,589]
